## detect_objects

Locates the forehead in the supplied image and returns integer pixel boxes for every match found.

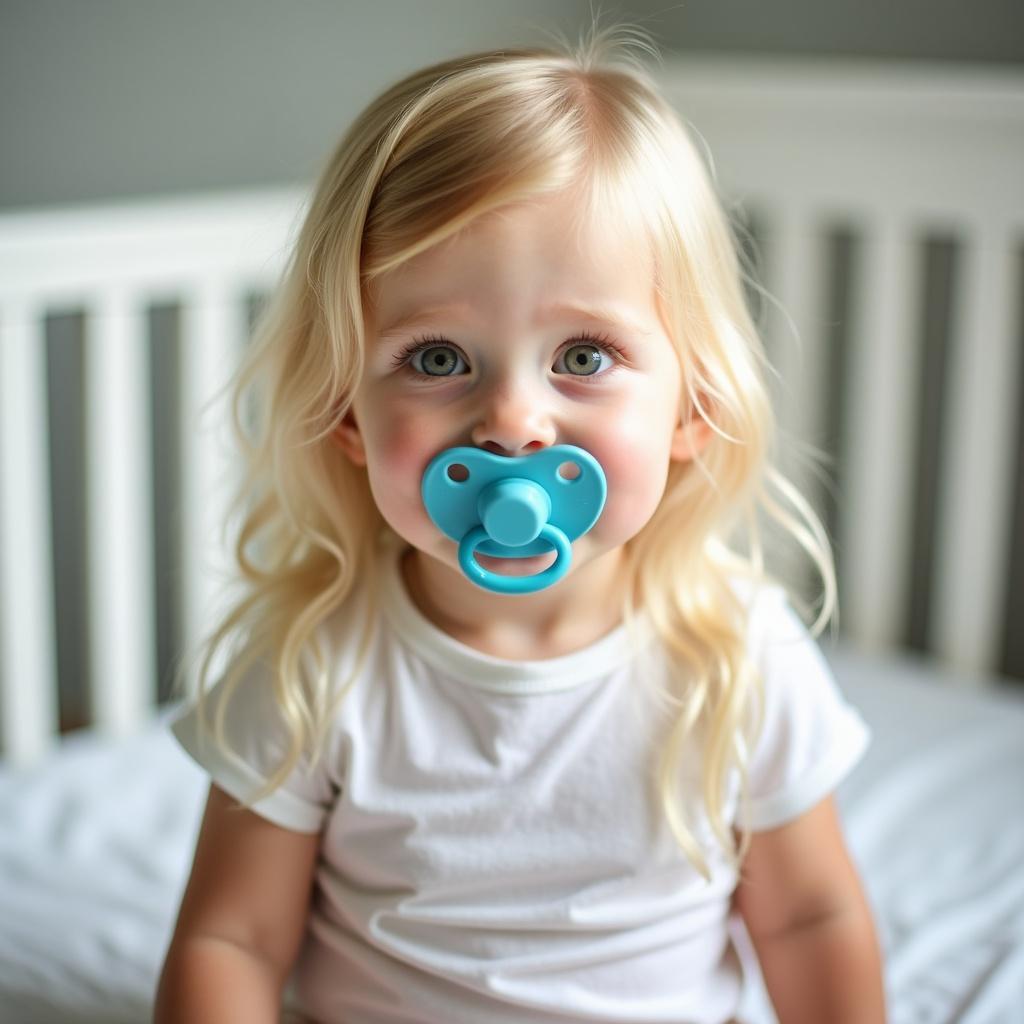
[365,190,659,326]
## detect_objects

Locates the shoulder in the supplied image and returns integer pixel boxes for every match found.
[729,576,841,723]
[728,573,792,616]
[178,566,384,750]
[726,576,824,662]
[729,582,871,832]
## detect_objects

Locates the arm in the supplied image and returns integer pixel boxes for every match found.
[155,783,321,1023]
[733,795,886,1024]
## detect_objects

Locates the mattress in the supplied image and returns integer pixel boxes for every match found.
[1,647,1022,1023]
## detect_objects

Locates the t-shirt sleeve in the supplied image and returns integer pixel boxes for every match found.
[170,659,337,834]
[738,588,871,832]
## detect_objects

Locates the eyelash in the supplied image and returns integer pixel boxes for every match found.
[390,329,627,380]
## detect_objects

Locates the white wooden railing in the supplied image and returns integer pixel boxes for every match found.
[0,189,304,763]
[663,57,1024,673]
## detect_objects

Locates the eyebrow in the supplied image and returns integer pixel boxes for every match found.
[375,301,654,342]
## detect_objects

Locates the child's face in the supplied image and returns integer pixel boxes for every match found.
[335,189,708,586]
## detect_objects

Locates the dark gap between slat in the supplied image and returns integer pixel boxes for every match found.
[44,310,90,733]
[906,235,959,654]
[149,303,184,705]
[245,289,270,339]
[241,289,272,436]
[999,244,1024,683]
[821,225,857,635]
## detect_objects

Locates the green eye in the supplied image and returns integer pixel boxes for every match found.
[559,344,604,376]
[413,345,464,376]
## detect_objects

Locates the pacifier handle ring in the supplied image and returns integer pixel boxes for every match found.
[458,523,572,595]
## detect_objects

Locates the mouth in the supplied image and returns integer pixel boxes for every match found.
[474,549,559,576]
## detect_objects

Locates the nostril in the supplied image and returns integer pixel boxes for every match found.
[476,440,547,458]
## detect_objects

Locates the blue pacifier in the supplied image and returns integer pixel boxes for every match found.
[421,444,607,594]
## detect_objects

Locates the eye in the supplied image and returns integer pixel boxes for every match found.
[393,337,468,377]
[553,333,624,378]
[555,344,606,377]
[414,345,465,376]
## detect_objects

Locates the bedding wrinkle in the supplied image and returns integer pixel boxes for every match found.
[829,650,1024,1024]
[0,717,209,1023]
[953,941,1024,1024]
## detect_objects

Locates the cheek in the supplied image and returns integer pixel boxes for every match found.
[588,394,679,532]
[357,392,441,475]
[598,442,672,534]
[370,420,430,480]
[357,401,460,542]
[355,409,428,517]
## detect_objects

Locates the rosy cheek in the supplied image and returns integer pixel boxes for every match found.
[363,406,425,466]
[589,418,675,533]
[380,427,428,477]
[604,449,664,519]
[361,411,444,527]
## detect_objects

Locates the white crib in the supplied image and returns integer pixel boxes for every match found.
[0,57,1022,767]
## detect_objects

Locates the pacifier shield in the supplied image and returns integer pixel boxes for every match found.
[421,444,607,594]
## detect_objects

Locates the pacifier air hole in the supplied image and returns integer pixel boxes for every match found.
[446,463,470,482]
[557,461,581,481]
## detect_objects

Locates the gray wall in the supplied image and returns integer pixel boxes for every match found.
[2,0,1022,210]
[638,0,1024,64]
[0,0,595,209]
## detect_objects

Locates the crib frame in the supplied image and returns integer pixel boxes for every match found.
[660,56,1024,674]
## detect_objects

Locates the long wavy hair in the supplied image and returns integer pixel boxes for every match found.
[180,21,835,881]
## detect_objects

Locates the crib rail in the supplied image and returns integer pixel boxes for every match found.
[0,190,303,763]
[1,59,1022,766]
[663,58,1024,678]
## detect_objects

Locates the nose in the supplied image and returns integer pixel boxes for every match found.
[470,380,557,457]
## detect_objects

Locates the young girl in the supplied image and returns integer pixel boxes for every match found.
[156,24,886,1024]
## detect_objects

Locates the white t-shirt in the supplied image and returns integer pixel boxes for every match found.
[171,533,870,1024]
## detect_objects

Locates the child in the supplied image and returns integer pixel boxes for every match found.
[156,23,886,1024]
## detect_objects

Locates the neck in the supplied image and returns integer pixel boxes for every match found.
[399,543,631,660]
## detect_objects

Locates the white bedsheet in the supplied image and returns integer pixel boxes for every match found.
[0,714,207,1023]
[833,650,1024,1024]
[1,648,1022,1023]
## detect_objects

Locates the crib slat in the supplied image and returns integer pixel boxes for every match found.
[85,291,157,733]
[931,226,1021,676]
[839,222,920,651]
[761,206,832,597]
[0,300,60,763]
[180,284,246,688]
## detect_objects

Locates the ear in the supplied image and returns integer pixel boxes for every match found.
[670,404,714,464]
[331,408,367,467]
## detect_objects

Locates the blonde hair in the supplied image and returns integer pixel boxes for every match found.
[181,21,836,881]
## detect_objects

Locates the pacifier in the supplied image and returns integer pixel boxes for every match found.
[421,444,607,594]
